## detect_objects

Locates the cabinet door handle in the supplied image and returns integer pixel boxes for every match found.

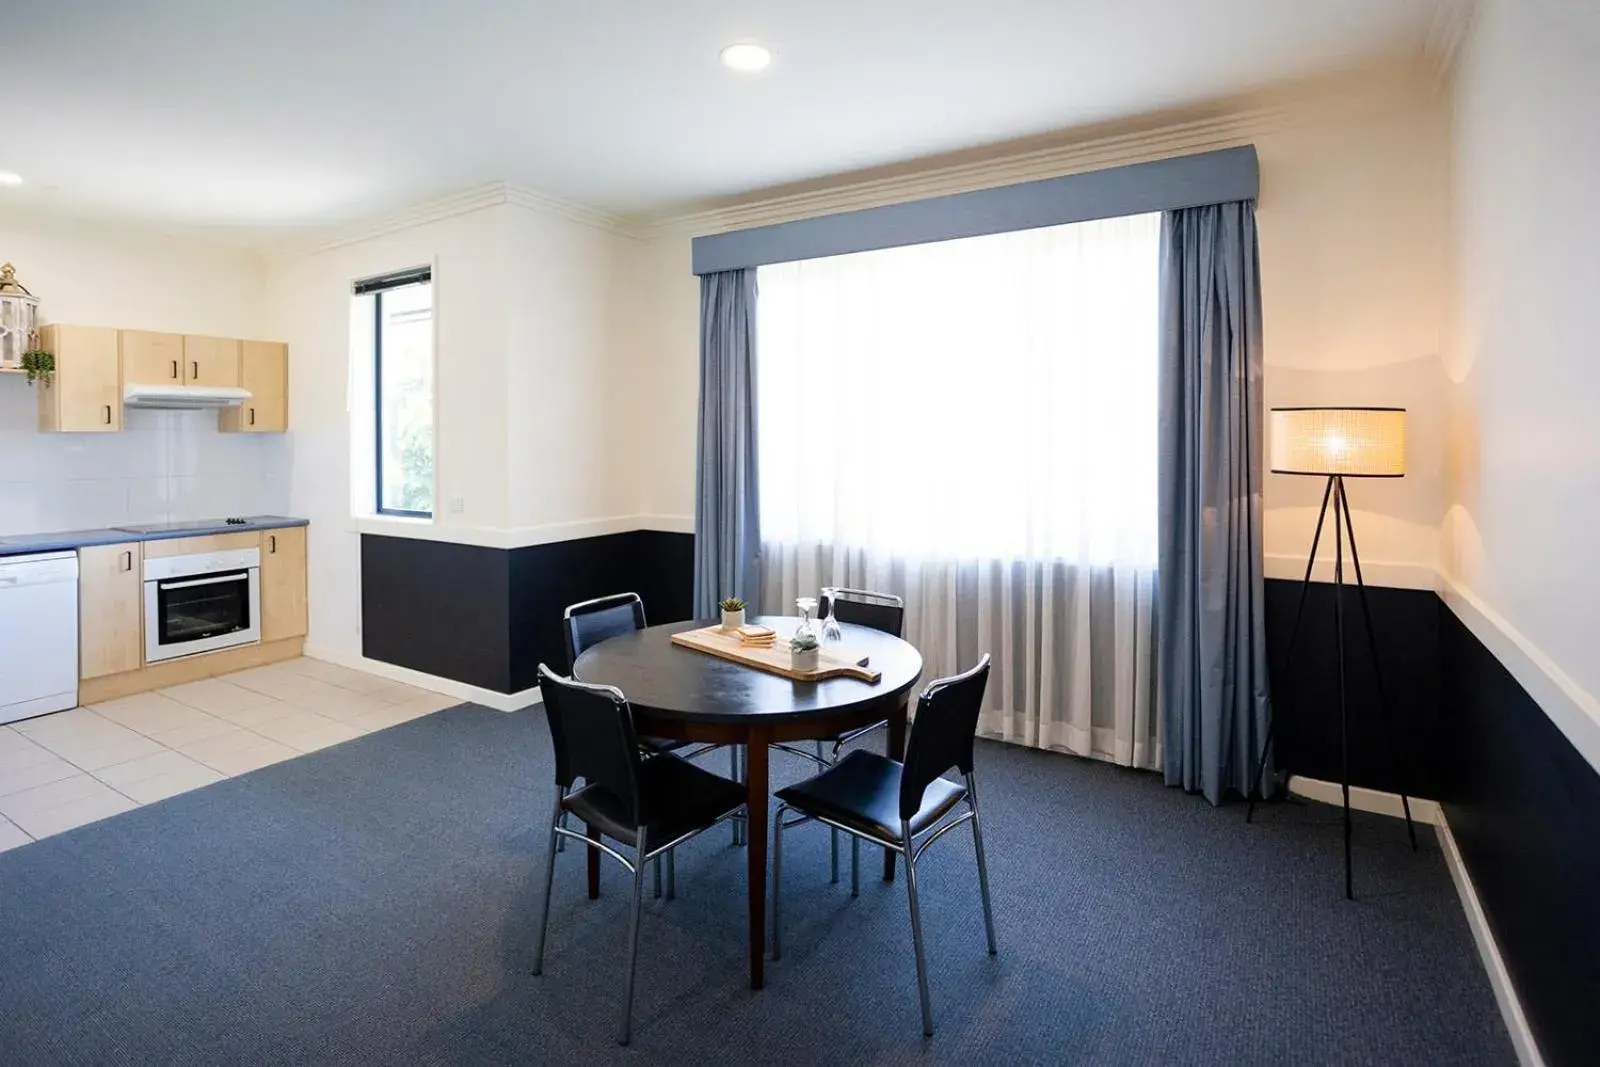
[191,360,199,380]
[170,359,179,379]
[103,404,112,424]
[121,550,132,572]
[248,407,256,426]
[268,534,277,554]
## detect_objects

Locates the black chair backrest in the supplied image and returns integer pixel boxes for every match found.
[538,664,643,824]
[564,592,647,672]
[899,655,992,821]
[820,588,905,638]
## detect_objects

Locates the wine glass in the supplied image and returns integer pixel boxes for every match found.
[820,587,843,645]
[794,596,819,644]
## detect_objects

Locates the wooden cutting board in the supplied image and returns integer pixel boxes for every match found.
[670,625,882,683]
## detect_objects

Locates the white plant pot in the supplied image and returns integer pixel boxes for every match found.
[791,647,820,672]
[721,608,745,631]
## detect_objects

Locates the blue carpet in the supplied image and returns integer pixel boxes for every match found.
[0,703,1513,1066]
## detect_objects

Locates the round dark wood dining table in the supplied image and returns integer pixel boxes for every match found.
[572,616,924,990]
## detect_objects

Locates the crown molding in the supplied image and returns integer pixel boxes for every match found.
[265,181,634,260]
[503,183,633,236]
[634,63,1443,241]
[637,108,1281,241]
[1423,0,1479,81]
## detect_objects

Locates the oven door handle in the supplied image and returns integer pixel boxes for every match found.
[156,572,248,592]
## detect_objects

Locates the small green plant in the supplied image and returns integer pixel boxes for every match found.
[790,631,819,653]
[20,348,53,387]
[719,597,746,612]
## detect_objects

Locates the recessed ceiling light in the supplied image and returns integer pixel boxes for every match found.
[0,172,22,186]
[720,43,771,73]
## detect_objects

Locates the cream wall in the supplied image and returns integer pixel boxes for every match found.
[267,205,515,662]
[503,204,636,530]
[622,69,1455,583]
[0,214,286,535]
[1257,85,1451,585]
[1447,0,1600,766]
[265,198,630,662]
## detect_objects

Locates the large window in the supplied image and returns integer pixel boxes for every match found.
[354,268,435,518]
[757,211,1160,565]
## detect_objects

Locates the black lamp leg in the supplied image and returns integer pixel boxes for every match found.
[1336,478,1419,851]
[1334,477,1354,901]
[1246,475,1336,822]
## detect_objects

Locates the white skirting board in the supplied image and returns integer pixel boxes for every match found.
[1287,776,1545,1067]
[301,643,542,713]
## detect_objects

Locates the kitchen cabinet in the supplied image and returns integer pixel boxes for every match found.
[36,324,122,432]
[78,542,143,679]
[219,341,288,433]
[120,330,186,386]
[181,335,240,388]
[260,526,308,641]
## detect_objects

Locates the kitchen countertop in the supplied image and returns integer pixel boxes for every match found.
[0,516,309,559]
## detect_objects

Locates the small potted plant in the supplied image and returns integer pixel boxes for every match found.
[790,630,820,672]
[20,336,53,387]
[720,597,746,631]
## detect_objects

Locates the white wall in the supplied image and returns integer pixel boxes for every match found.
[622,68,1456,581]
[1447,0,1600,762]
[0,215,284,536]
[266,198,629,661]
[503,204,635,531]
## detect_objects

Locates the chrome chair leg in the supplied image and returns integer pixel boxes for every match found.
[619,830,649,1046]
[731,745,745,846]
[902,820,934,1037]
[666,848,676,901]
[770,804,787,960]
[531,790,563,976]
[851,836,860,898]
[556,809,568,852]
[966,773,998,955]
[820,741,840,883]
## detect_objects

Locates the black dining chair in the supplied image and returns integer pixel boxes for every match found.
[562,592,692,897]
[770,654,997,1037]
[531,665,747,1046]
[774,587,907,885]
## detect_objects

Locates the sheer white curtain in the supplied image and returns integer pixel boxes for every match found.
[758,213,1162,769]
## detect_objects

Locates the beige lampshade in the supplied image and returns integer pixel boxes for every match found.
[1269,407,1406,477]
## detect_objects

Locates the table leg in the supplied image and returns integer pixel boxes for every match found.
[884,699,908,883]
[587,823,601,900]
[745,729,770,990]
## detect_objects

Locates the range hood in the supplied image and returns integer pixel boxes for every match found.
[123,384,252,410]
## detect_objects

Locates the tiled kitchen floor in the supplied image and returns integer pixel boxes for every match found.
[0,657,459,851]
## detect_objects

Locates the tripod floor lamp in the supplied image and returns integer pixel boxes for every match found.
[1246,406,1418,900]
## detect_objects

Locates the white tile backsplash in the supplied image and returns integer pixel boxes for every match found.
[0,384,290,536]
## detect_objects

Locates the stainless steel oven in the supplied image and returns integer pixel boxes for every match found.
[143,547,261,663]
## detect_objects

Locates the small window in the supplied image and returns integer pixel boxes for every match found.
[355,268,434,518]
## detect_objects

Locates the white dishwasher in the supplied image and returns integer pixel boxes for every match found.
[0,551,80,724]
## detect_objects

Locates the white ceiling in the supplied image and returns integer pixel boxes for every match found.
[1,0,1451,231]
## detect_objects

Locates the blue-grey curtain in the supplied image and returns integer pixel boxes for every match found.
[692,269,761,618]
[1157,201,1272,805]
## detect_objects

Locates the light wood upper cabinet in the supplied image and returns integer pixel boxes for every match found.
[120,330,185,386]
[79,542,143,679]
[219,341,288,433]
[260,526,308,642]
[182,335,240,388]
[36,324,121,432]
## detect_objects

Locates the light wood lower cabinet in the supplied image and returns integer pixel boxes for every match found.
[260,526,308,641]
[78,542,143,679]
[219,341,288,433]
[37,325,122,433]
